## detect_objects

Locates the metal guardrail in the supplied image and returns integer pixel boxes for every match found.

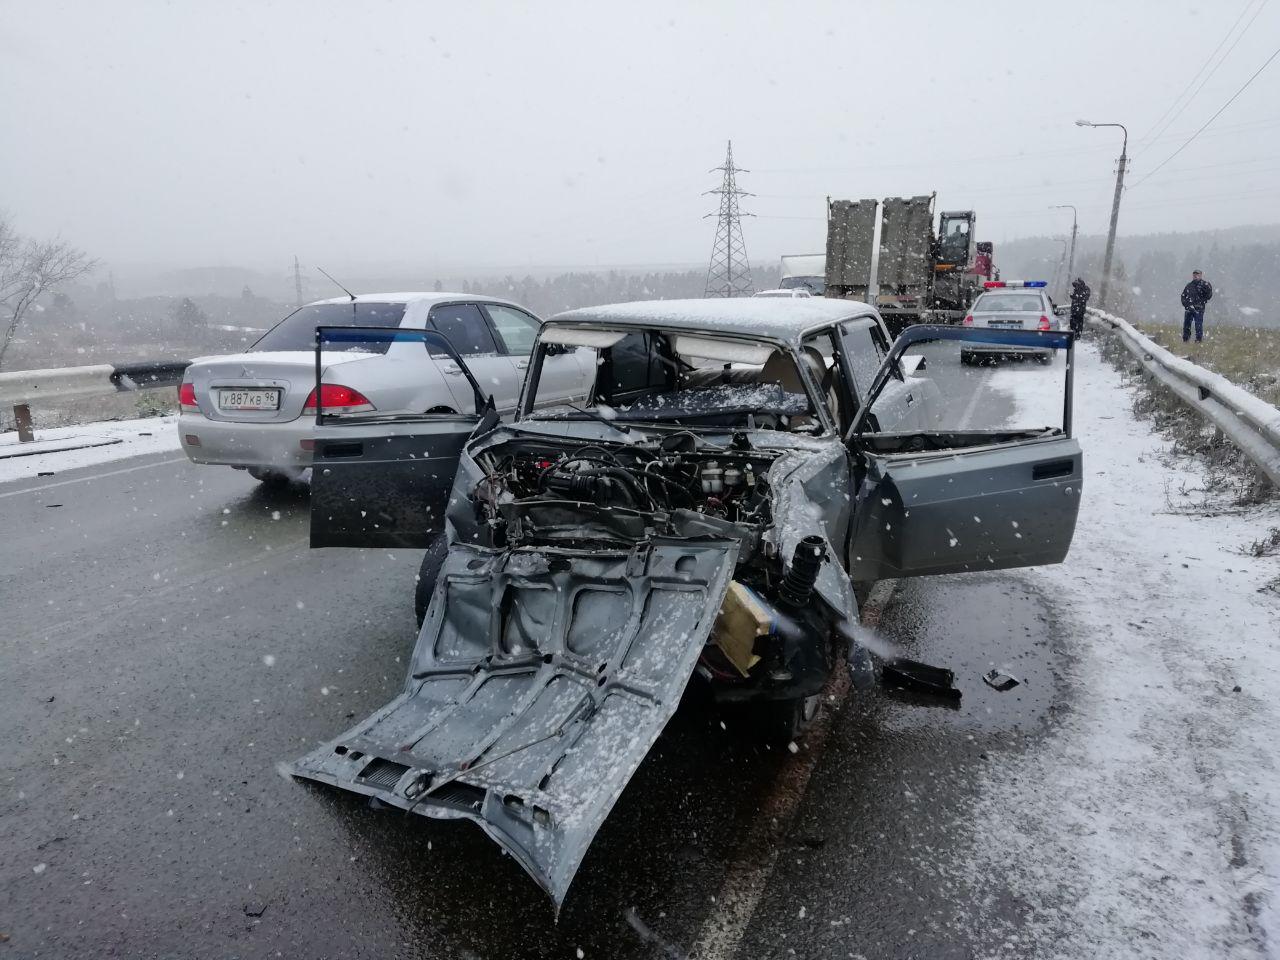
[0,359,189,442]
[1087,308,1280,487]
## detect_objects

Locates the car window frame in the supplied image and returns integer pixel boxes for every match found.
[480,302,542,357]
[425,301,500,358]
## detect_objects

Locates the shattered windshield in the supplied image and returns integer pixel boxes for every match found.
[525,325,820,431]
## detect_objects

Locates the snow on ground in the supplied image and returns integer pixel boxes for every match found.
[0,415,182,483]
[961,343,1280,958]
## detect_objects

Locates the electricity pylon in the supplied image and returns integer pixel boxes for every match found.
[703,141,755,298]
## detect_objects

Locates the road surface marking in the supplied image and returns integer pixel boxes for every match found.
[0,456,188,499]
[690,578,898,960]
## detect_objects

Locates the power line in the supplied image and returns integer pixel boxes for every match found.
[1143,0,1270,148]
[1130,43,1280,189]
[1138,0,1265,148]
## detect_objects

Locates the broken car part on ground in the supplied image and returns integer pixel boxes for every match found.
[287,298,1082,906]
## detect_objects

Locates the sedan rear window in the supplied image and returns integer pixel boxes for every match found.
[250,302,407,353]
[973,294,1045,313]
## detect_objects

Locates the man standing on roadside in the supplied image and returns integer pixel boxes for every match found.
[1181,269,1213,343]
[1069,277,1091,336]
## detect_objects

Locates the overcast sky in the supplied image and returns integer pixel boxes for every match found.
[2,0,1277,277]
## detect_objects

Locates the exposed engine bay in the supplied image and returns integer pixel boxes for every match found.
[465,434,839,711]
[473,436,778,542]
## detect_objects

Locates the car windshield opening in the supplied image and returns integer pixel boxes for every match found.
[526,326,822,432]
[250,302,407,354]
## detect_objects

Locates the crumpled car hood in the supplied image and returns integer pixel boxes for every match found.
[288,537,738,906]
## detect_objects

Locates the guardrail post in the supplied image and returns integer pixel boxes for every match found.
[13,403,35,443]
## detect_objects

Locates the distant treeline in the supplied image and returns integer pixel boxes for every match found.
[999,224,1280,328]
[8,266,785,369]
[448,265,783,318]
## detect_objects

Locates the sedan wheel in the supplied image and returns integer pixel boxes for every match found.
[247,466,302,487]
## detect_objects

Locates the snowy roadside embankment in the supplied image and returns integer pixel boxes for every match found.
[960,343,1280,958]
[0,416,182,483]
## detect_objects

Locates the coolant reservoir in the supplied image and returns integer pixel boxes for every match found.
[701,461,725,494]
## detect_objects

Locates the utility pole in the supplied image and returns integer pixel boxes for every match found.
[1075,120,1127,310]
[703,141,755,298]
[293,255,305,307]
[1050,204,1078,298]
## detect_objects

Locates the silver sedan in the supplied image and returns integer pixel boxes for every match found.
[177,292,591,484]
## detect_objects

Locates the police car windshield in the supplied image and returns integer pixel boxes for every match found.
[974,294,1044,313]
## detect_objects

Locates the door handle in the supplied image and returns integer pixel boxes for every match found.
[1032,459,1074,480]
[514,359,530,370]
[441,362,463,376]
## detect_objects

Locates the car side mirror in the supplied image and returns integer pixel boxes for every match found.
[543,343,572,357]
[1054,305,1067,317]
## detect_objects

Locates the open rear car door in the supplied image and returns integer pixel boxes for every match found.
[308,325,489,548]
[846,325,1082,580]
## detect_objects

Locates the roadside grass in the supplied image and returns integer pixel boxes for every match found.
[1133,323,1280,407]
[1095,332,1274,507]
[1240,527,1280,558]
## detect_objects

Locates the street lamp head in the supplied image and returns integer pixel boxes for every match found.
[1075,119,1093,127]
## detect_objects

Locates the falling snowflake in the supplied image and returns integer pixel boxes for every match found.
[262,654,276,667]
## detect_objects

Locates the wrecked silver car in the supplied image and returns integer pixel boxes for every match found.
[289,298,1082,906]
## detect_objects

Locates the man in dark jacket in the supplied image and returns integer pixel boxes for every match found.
[1181,270,1213,343]
[1069,278,1091,335]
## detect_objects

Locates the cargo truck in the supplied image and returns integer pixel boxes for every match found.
[825,194,994,334]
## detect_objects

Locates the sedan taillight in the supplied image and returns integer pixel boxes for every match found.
[303,384,375,414]
[962,315,974,326]
[178,382,200,412]
[1038,315,1052,331]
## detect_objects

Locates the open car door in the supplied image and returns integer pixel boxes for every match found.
[846,324,1082,580]
[309,325,490,548]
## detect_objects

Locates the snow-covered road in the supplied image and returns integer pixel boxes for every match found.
[962,342,1280,958]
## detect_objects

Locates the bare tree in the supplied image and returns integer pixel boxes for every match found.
[0,215,97,371]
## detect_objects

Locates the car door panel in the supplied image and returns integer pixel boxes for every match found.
[848,436,1082,580]
[484,303,587,405]
[309,324,487,549]
[848,323,1081,580]
[428,303,522,414]
[310,421,478,548]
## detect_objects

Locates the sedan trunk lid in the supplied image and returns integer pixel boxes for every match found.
[186,350,377,423]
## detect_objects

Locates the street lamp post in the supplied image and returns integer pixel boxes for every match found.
[1049,236,1069,300]
[1050,204,1078,299]
[1075,120,1128,310]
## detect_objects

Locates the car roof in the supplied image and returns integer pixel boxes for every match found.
[306,291,529,309]
[548,297,874,342]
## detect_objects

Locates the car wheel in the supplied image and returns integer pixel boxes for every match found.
[749,694,821,746]
[960,350,974,366]
[247,466,300,487]
[413,531,449,628]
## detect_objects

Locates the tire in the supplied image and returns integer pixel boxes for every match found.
[413,532,450,628]
[960,351,974,366]
[247,466,300,487]
[749,694,821,746]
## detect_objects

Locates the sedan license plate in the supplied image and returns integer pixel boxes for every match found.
[219,388,280,411]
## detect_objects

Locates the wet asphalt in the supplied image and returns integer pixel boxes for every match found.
[0,358,1070,959]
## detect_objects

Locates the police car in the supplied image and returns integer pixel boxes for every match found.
[960,281,1062,365]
